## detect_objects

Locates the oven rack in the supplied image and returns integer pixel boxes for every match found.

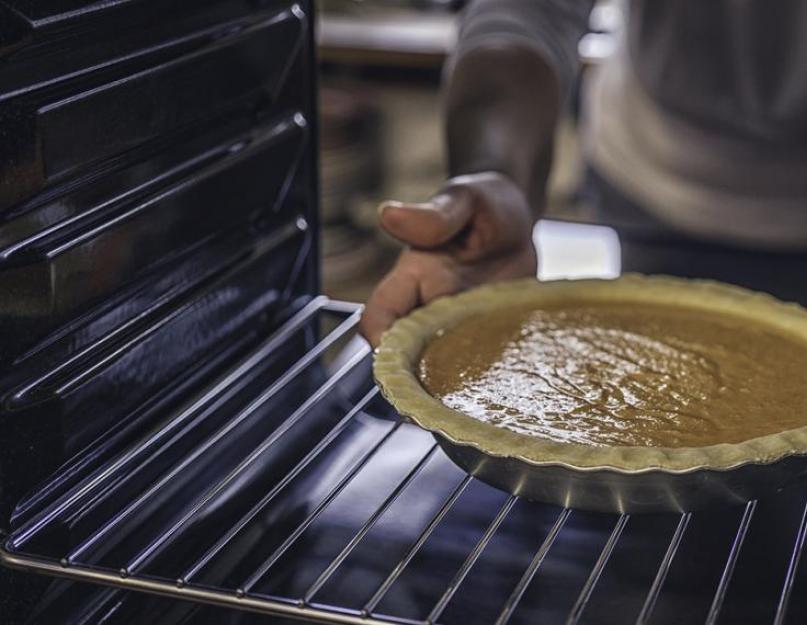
[2,297,807,625]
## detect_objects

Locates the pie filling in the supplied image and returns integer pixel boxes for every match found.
[418,302,807,448]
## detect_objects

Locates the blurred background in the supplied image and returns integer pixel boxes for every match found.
[316,0,622,301]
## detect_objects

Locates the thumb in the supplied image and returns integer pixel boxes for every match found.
[378,188,473,249]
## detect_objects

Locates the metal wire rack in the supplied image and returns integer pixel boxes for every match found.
[3,297,807,625]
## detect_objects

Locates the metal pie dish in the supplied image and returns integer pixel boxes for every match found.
[373,275,807,513]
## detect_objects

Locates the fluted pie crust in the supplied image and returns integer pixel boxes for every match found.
[373,275,807,473]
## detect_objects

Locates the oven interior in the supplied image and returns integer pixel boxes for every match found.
[1,2,807,624]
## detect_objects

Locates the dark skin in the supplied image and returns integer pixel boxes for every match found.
[359,42,562,346]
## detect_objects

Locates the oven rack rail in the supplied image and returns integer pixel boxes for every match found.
[1,297,806,625]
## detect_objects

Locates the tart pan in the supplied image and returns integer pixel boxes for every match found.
[373,275,807,513]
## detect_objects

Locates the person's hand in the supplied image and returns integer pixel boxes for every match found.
[360,171,538,347]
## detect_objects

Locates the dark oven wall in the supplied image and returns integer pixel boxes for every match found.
[0,0,320,531]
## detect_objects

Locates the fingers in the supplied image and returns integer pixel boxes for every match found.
[361,172,536,346]
[359,260,420,348]
[378,188,473,249]
[359,251,464,347]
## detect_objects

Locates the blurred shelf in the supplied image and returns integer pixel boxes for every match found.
[318,12,457,68]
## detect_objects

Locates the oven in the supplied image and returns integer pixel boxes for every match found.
[1,2,806,624]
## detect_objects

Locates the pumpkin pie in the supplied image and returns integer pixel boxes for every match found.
[374,275,807,471]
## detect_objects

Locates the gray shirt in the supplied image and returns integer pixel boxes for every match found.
[457,0,807,250]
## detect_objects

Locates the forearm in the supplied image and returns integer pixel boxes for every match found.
[445,43,560,216]
[444,0,593,216]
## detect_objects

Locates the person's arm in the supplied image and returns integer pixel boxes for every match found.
[446,45,559,215]
[447,0,593,210]
[360,0,594,346]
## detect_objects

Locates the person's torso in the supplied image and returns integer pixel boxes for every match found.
[628,0,807,146]
[584,0,807,250]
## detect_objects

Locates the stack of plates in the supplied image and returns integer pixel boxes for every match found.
[319,85,388,295]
